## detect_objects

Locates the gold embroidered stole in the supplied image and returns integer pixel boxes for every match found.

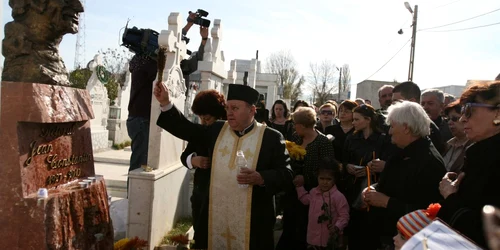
[208,121,266,250]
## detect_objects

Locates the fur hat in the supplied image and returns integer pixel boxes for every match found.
[396,203,441,239]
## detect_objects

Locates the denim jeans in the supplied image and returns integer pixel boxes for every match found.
[126,116,150,172]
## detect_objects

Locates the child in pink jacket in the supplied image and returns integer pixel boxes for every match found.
[295,158,350,249]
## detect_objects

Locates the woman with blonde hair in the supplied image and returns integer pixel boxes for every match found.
[277,107,335,250]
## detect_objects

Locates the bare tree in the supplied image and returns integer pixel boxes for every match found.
[309,60,337,105]
[340,64,351,93]
[265,50,304,103]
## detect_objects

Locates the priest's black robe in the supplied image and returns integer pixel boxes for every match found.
[157,105,293,250]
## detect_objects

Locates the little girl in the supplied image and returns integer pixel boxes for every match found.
[295,157,350,250]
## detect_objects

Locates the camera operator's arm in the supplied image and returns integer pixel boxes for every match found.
[182,12,198,35]
[196,27,209,60]
[180,27,208,77]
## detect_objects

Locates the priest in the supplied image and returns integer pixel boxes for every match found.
[154,82,293,249]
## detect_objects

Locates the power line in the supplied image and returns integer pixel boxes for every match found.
[419,7,500,31]
[420,21,500,32]
[362,38,411,81]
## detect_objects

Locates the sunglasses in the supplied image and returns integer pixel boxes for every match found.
[447,116,460,122]
[321,110,333,115]
[461,103,499,118]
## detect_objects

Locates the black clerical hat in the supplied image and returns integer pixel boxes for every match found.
[227,84,260,105]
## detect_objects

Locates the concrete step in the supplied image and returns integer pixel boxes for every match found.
[93,149,131,165]
[94,161,128,198]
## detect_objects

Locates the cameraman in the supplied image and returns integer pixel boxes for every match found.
[126,13,209,191]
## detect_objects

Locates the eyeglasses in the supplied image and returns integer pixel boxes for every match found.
[447,116,460,122]
[321,110,333,115]
[461,103,499,118]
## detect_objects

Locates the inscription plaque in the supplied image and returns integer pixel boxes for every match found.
[17,121,95,195]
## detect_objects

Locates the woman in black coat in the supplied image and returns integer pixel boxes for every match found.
[363,101,447,249]
[438,81,500,249]
[324,100,358,163]
[341,104,390,250]
[179,89,226,250]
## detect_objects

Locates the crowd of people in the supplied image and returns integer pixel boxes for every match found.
[148,75,500,249]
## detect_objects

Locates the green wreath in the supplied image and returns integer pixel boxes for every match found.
[96,65,110,83]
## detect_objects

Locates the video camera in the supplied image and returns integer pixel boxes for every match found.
[121,9,210,60]
[121,23,160,60]
[187,9,210,28]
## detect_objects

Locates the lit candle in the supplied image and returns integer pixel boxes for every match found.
[366,166,371,211]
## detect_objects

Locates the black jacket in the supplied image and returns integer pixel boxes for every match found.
[342,131,392,204]
[430,121,446,155]
[128,55,157,119]
[373,137,446,238]
[266,120,295,141]
[324,124,354,163]
[438,133,500,249]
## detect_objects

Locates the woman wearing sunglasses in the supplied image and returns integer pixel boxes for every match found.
[438,81,500,249]
[441,101,472,174]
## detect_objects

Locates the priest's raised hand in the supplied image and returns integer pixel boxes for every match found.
[153,81,170,106]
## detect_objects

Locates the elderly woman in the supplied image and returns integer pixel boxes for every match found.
[442,101,472,174]
[277,107,335,250]
[180,89,226,250]
[363,101,446,249]
[438,81,500,249]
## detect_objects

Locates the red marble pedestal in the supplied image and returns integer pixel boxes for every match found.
[0,82,113,249]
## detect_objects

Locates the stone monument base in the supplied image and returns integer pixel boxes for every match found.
[6,177,113,249]
[128,164,190,249]
[0,81,114,249]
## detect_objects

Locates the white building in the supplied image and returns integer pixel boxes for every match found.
[424,85,466,99]
[222,59,279,111]
[355,80,398,109]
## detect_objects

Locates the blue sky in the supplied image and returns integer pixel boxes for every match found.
[2,0,499,99]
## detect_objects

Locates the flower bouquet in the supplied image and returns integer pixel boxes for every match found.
[285,140,306,161]
[168,234,190,250]
[114,237,148,250]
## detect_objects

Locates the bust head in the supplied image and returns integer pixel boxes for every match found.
[10,0,83,38]
[2,0,84,85]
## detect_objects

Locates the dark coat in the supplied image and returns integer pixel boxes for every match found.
[157,105,293,250]
[180,141,211,249]
[438,133,500,249]
[266,120,295,140]
[373,137,446,239]
[434,116,453,144]
[430,121,446,155]
[324,124,354,163]
[341,131,393,204]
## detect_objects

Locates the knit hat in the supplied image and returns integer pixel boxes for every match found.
[396,203,441,239]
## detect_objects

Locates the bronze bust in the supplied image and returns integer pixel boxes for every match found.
[2,0,84,86]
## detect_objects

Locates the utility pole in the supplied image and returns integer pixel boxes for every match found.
[338,68,342,101]
[407,4,418,82]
